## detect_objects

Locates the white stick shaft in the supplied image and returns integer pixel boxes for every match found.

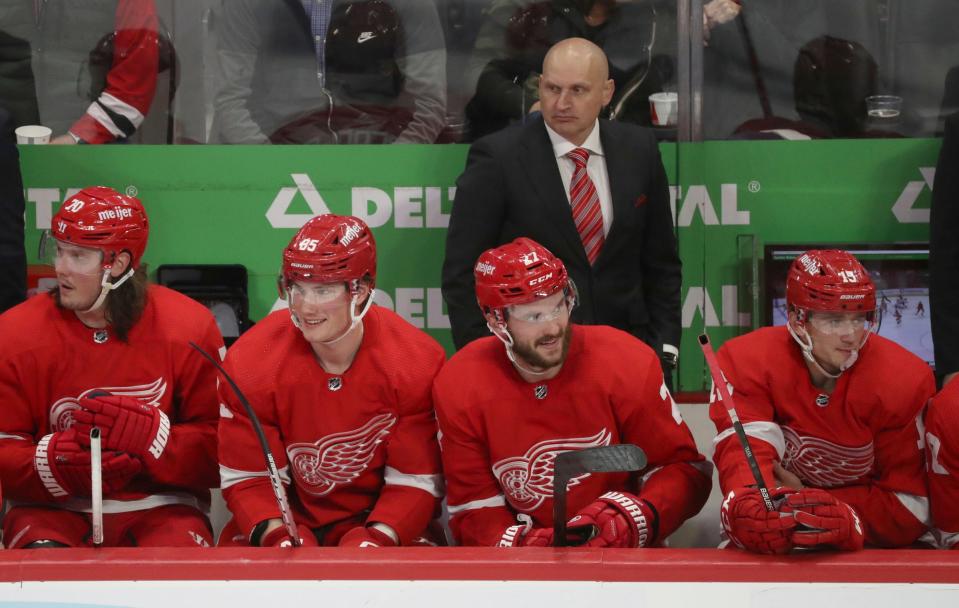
[90,428,104,547]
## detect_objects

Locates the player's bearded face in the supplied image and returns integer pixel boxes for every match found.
[508,292,573,370]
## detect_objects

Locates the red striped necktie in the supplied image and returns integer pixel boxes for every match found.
[566,147,604,265]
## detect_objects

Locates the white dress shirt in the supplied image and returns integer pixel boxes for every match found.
[544,120,613,237]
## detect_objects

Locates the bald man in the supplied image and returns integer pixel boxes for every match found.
[443,38,681,384]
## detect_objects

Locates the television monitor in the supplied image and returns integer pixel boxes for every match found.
[763,243,934,368]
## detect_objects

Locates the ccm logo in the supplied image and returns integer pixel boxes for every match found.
[529,273,553,286]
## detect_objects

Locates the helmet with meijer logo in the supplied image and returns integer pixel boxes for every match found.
[280,214,376,295]
[474,237,572,327]
[786,249,876,321]
[49,186,149,269]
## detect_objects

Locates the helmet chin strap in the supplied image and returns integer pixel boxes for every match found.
[787,321,865,380]
[487,321,551,377]
[288,287,376,346]
[320,290,375,345]
[82,267,135,314]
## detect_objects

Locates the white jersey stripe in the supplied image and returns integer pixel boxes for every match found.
[220,464,291,490]
[383,466,443,497]
[894,491,931,526]
[11,492,209,515]
[714,421,786,458]
[86,92,145,137]
[447,494,506,515]
[0,433,27,440]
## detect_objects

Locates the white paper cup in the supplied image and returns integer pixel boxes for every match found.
[649,92,679,127]
[15,125,52,145]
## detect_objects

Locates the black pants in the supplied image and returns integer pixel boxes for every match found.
[0,108,26,313]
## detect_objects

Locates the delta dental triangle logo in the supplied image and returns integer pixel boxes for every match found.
[264,173,453,229]
[892,167,935,224]
[266,174,332,229]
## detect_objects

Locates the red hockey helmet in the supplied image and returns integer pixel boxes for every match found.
[475,237,571,321]
[786,249,876,318]
[49,186,149,268]
[281,214,376,292]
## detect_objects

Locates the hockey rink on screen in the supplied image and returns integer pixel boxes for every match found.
[772,289,934,365]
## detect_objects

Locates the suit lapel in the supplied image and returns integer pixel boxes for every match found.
[595,121,632,270]
[520,119,589,265]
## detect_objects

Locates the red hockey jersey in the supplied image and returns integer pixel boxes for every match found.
[0,286,222,511]
[433,325,711,546]
[710,326,934,547]
[218,306,445,545]
[925,378,959,549]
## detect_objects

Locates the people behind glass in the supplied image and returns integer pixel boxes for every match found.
[212,0,447,145]
[0,0,160,144]
[464,0,672,141]
[730,35,899,140]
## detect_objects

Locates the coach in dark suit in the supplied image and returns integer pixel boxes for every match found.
[931,111,959,387]
[0,107,26,313]
[442,38,681,379]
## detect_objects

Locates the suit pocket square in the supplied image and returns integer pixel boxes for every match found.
[634,194,648,207]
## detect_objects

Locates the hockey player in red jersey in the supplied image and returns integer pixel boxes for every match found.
[434,238,711,547]
[0,187,222,548]
[925,377,959,549]
[217,214,445,548]
[711,249,934,554]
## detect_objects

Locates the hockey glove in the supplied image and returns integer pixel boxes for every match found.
[260,523,319,548]
[339,525,398,548]
[783,488,865,551]
[566,491,656,548]
[75,395,170,461]
[497,514,553,547]
[721,487,797,555]
[35,429,142,499]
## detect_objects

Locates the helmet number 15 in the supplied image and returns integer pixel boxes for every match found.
[838,270,858,283]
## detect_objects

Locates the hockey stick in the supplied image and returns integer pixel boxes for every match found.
[189,342,302,547]
[736,1,772,119]
[553,444,647,547]
[698,333,774,511]
[90,427,104,547]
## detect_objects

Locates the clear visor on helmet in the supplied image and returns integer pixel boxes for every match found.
[506,285,577,324]
[39,231,104,275]
[286,281,348,306]
[807,311,876,336]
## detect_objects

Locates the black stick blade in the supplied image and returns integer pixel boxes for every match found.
[555,444,648,478]
[553,444,648,547]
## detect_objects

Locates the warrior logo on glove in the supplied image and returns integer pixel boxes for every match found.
[48,379,167,433]
[491,429,612,511]
[287,413,396,496]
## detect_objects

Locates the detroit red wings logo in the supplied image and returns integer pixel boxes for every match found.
[287,413,396,496]
[781,426,874,488]
[48,378,167,432]
[491,429,612,512]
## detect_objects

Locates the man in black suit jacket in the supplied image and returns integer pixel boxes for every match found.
[0,107,26,313]
[931,110,959,387]
[442,38,681,380]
